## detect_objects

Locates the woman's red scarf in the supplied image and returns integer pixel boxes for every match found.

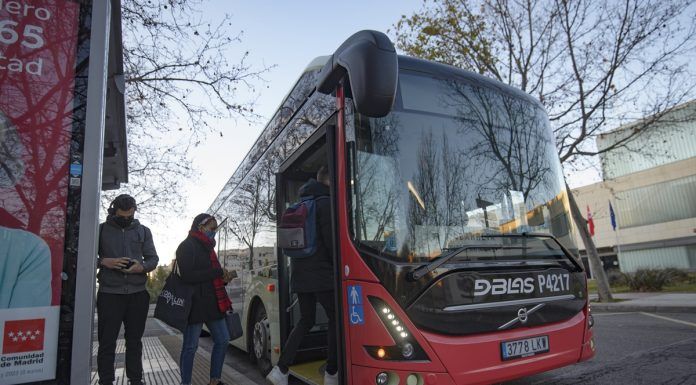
[189,230,231,313]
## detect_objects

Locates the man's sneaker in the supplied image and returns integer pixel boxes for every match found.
[266,366,288,385]
[324,371,338,385]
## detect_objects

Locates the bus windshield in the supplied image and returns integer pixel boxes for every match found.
[350,71,578,264]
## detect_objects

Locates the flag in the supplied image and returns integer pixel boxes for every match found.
[586,205,595,236]
[609,201,617,231]
[2,318,45,354]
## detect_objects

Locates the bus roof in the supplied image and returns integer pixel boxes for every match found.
[207,54,545,214]
[305,55,331,74]
[397,55,544,110]
[207,56,329,214]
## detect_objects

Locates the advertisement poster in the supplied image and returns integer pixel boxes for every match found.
[0,1,81,383]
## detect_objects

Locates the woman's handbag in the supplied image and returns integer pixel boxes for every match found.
[154,263,193,333]
[225,310,243,340]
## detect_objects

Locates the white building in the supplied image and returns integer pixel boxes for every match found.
[571,100,696,273]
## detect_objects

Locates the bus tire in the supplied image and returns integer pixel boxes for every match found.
[249,303,271,374]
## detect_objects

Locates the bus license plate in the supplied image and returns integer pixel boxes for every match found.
[501,335,549,360]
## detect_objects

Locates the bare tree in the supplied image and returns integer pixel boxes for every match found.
[353,115,401,242]
[407,130,469,252]
[393,0,696,301]
[227,173,268,270]
[448,82,552,202]
[103,0,271,215]
[357,159,400,243]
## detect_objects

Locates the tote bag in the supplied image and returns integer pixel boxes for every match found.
[225,310,243,340]
[154,263,193,333]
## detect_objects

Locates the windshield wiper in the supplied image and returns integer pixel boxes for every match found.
[407,232,581,281]
[407,243,502,281]
[483,232,584,271]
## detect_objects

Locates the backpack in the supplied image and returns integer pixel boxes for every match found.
[278,196,326,258]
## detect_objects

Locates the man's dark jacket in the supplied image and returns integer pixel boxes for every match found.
[290,179,334,293]
[97,218,159,294]
[176,235,225,324]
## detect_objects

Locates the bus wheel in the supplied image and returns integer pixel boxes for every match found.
[250,304,271,373]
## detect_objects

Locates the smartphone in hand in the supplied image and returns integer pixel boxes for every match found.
[121,259,135,270]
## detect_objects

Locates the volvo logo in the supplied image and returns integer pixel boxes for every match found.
[517,307,529,323]
[498,303,545,330]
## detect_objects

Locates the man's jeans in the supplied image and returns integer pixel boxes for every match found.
[97,291,150,385]
[180,317,230,385]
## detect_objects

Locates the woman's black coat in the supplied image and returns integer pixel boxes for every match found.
[175,235,225,324]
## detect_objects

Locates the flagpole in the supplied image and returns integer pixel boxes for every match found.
[611,200,621,265]
[615,218,621,263]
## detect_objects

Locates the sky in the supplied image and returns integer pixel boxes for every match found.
[149,0,425,264]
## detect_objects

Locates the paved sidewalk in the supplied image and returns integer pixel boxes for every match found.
[90,337,183,385]
[590,292,696,313]
[90,315,256,385]
[158,334,256,385]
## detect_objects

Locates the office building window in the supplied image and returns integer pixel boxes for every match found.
[615,175,696,228]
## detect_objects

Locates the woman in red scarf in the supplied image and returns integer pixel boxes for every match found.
[176,213,234,385]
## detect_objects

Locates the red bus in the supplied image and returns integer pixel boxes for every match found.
[209,30,595,385]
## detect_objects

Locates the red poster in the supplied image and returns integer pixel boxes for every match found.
[0,0,81,308]
[2,318,45,354]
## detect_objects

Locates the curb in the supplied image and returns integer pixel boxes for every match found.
[590,304,696,313]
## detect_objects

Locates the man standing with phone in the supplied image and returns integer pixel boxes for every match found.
[97,194,159,385]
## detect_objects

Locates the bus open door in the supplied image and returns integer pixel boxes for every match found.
[275,119,343,384]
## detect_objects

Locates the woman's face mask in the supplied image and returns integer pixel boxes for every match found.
[200,218,218,239]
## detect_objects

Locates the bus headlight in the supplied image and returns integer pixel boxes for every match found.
[406,374,420,385]
[376,372,389,385]
[402,342,414,358]
[365,297,429,361]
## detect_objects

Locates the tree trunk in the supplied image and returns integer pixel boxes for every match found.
[566,183,613,302]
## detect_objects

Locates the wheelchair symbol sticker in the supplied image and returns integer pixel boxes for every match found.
[350,305,364,325]
[347,285,365,325]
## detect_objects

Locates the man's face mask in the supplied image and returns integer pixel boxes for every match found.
[114,215,134,228]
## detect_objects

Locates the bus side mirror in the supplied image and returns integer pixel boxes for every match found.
[317,30,398,118]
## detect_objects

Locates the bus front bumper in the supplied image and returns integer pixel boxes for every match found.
[420,312,587,385]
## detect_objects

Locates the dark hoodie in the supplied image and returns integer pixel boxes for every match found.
[290,179,335,293]
[97,218,159,294]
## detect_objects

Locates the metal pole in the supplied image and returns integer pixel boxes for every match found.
[614,200,622,269]
[70,0,111,383]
